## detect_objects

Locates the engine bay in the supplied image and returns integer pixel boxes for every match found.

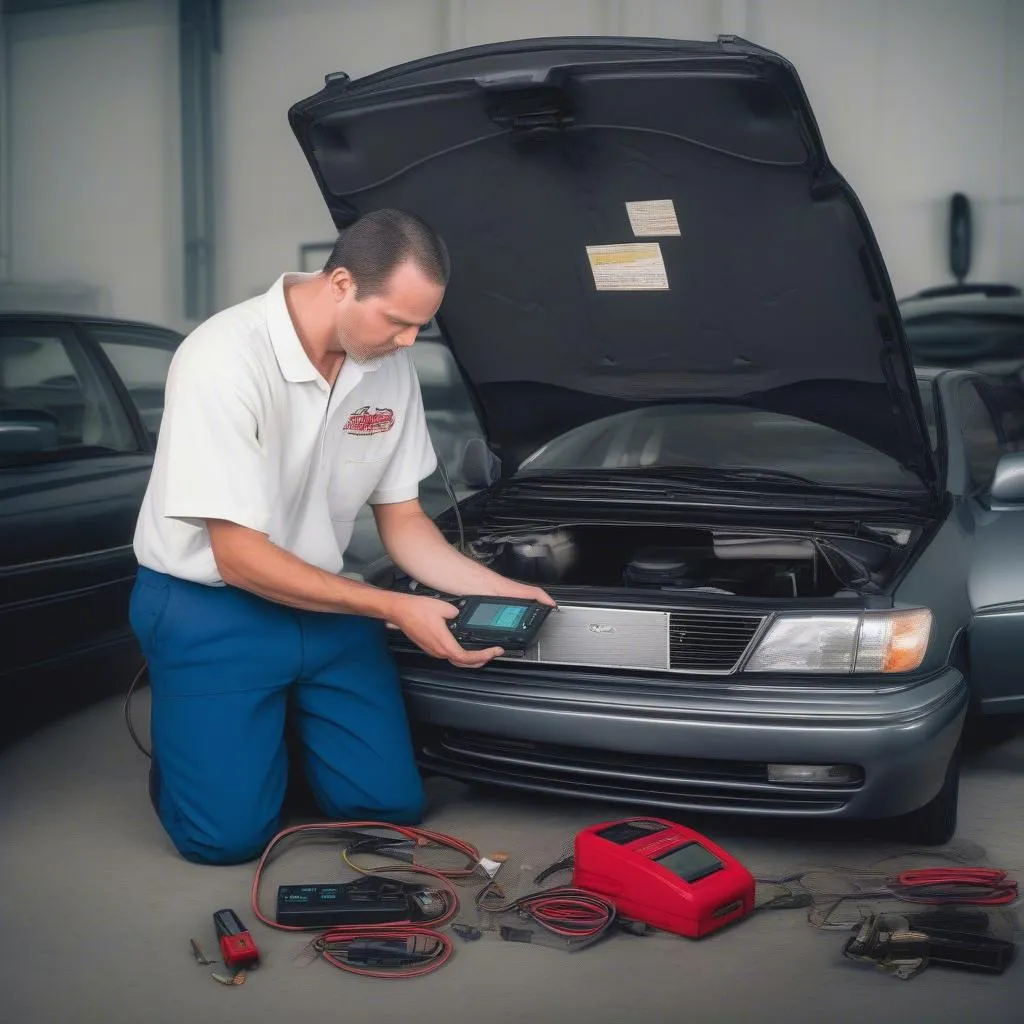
[464,523,914,598]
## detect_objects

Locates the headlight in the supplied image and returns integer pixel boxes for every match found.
[744,609,932,674]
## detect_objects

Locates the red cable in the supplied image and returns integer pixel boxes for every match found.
[315,927,453,979]
[249,821,480,978]
[889,868,1018,906]
[485,886,616,940]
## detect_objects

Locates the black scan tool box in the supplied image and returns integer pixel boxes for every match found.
[277,877,411,927]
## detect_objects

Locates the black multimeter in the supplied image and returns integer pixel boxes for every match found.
[447,596,554,651]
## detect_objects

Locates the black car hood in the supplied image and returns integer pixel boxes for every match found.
[289,36,938,494]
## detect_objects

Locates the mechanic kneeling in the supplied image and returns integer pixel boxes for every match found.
[130,209,553,865]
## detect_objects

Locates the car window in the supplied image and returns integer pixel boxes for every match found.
[975,379,1024,454]
[0,328,137,460]
[87,325,181,441]
[958,382,1002,491]
[410,338,484,481]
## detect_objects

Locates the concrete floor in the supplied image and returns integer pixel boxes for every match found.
[1,692,1021,1024]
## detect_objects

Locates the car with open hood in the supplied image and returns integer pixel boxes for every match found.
[289,35,1024,844]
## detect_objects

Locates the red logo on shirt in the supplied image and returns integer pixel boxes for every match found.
[344,406,395,435]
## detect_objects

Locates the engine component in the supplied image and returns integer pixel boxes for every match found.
[507,531,577,583]
[712,534,815,560]
[624,548,700,588]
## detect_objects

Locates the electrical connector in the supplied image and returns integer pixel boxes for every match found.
[343,939,421,968]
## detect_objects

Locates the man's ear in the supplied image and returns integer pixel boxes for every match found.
[328,267,356,301]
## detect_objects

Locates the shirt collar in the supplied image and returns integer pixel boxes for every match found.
[265,272,388,386]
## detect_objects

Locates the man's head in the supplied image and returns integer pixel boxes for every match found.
[323,209,449,363]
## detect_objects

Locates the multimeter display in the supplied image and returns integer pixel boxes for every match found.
[466,602,529,630]
[654,842,723,884]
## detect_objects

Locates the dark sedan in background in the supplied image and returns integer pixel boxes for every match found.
[0,314,182,744]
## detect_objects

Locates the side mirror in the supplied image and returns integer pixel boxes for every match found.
[990,451,1024,504]
[460,436,501,488]
[0,409,59,453]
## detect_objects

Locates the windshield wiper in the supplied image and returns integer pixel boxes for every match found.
[655,465,917,498]
[517,466,915,499]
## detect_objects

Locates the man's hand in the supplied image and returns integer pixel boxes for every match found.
[388,592,504,669]
[479,577,558,608]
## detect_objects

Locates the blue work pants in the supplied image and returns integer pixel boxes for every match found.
[128,566,425,865]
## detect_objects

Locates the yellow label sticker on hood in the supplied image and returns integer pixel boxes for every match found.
[586,243,670,291]
[626,199,681,237]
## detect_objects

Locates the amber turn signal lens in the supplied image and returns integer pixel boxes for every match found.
[856,609,932,674]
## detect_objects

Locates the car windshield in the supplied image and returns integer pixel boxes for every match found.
[903,313,1024,370]
[516,402,927,491]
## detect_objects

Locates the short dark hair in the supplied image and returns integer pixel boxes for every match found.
[322,208,450,297]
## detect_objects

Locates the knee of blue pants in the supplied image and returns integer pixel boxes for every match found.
[373,781,426,826]
[150,762,279,866]
[166,810,279,866]
[313,766,426,825]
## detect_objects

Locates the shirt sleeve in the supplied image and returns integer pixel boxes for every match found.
[369,364,438,505]
[159,350,271,532]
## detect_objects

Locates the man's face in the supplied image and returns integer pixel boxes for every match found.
[331,260,444,363]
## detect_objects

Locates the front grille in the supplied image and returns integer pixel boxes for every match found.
[669,610,765,672]
[533,606,669,671]
[389,603,767,675]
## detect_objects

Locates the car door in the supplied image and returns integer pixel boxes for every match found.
[0,319,158,722]
[958,376,1024,714]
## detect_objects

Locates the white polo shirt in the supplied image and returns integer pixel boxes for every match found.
[133,272,437,585]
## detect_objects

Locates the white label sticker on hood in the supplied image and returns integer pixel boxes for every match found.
[586,243,669,291]
[626,199,681,237]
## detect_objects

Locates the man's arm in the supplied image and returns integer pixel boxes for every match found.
[371,499,556,605]
[207,520,504,668]
[208,519,400,616]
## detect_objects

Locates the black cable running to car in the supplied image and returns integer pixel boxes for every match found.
[124,661,151,758]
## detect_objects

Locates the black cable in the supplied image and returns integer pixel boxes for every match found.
[534,855,575,886]
[432,444,466,553]
[123,661,151,758]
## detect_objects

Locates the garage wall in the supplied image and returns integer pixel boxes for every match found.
[6,0,181,325]
[745,0,1024,303]
[5,0,1022,332]
[216,0,446,307]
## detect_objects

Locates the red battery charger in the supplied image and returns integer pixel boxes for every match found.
[572,817,755,939]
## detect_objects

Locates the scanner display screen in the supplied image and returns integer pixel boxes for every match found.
[655,842,724,883]
[467,602,528,630]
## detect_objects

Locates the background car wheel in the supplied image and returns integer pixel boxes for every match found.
[892,745,961,846]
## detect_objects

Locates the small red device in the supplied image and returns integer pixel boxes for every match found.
[572,817,755,939]
[213,908,260,968]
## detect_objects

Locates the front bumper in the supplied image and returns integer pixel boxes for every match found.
[398,659,968,820]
